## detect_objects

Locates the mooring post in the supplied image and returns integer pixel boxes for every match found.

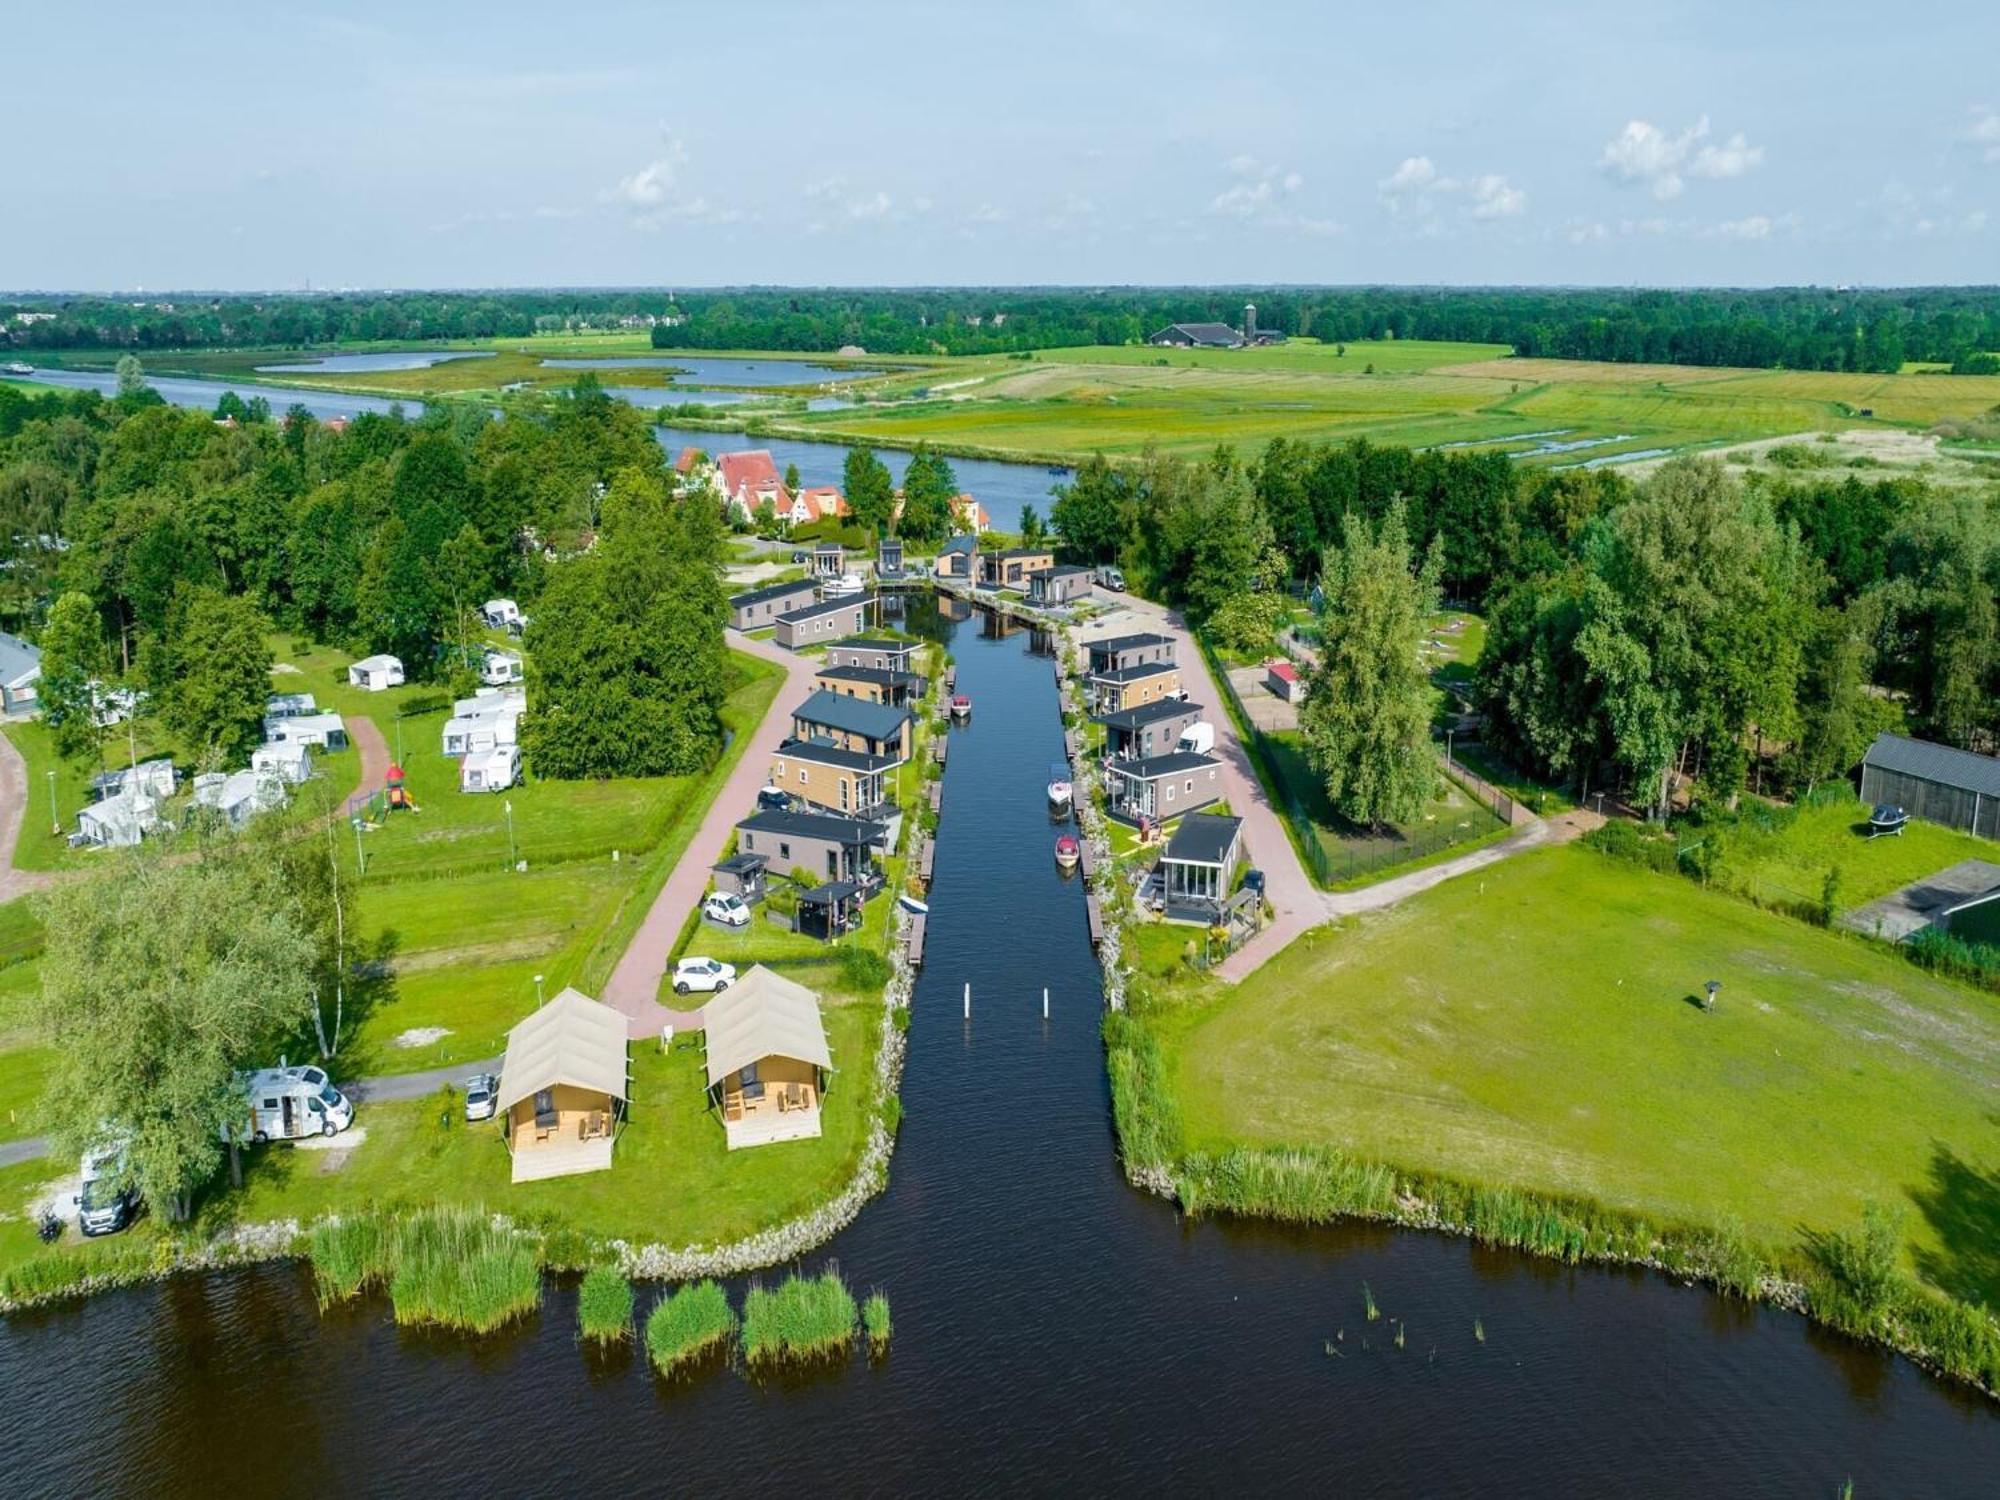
[1043,986,1049,1019]
[963,981,971,1020]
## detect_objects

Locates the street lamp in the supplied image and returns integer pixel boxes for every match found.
[352,815,366,876]
[1703,980,1721,1012]
[46,769,57,837]
[534,973,545,1006]
[504,799,515,870]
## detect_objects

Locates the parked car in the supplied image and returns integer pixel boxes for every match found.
[1176,722,1215,756]
[703,892,751,928]
[756,785,792,812]
[791,550,809,564]
[463,1073,499,1122]
[78,1174,138,1237]
[673,957,738,995]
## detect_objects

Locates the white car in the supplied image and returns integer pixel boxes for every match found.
[673,957,738,995]
[463,1073,498,1122]
[703,891,751,927]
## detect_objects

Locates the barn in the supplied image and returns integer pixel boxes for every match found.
[1858,732,2000,840]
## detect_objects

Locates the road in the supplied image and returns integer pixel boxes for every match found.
[0,726,55,903]
[600,629,822,1040]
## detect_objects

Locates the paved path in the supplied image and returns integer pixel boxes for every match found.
[601,630,821,1040]
[0,727,56,903]
[342,714,390,815]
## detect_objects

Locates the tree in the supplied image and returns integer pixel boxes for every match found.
[38,590,109,767]
[157,587,273,762]
[114,354,146,398]
[1298,504,1441,828]
[784,462,802,495]
[1019,503,1045,549]
[1786,602,1893,793]
[842,445,895,535]
[898,444,958,544]
[34,846,316,1219]
[1049,454,1133,564]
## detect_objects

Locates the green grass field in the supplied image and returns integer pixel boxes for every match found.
[1158,845,2000,1305]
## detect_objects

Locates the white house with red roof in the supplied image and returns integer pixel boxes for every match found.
[784,485,849,526]
[951,493,990,533]
[714,449,789,519]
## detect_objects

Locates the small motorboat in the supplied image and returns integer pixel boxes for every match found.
[1054,833,1081,870]
[820,573,865,599]
[1,362,34,377]
[1047,761,1073,811]
[1867,803,1909,838]
[898,892,930,915]
[951,694,971,721]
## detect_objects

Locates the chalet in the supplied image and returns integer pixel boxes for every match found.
[1104,750,1225,825]
[1860,733,2000,840]
[1028,565,1092,606]
[1087,632,1176,674]
[0,631,41,716]
[348,654,404,693]
[703,966,834,1150]
[811,540,847,580]
[715,449,788,519]
[936,534,978,580]
[1266,659,1303,703]
[979,547,1055,589]
[770,735,900,821]
[1153,812,1246,924]
[1088,660,1182,714]
[813,662,924,707]
[729,577,819,631]
[495,987,627,1183]
[262,711,347,750]
[826,637,921,674]
[774,595,871,650]
[1097,698,1205,761]
[791,689,911,759]
[733,808,885,882]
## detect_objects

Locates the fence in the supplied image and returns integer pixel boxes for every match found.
[1197,633,1523,889]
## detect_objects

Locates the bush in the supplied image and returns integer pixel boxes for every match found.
[741,1268,858,1366]
[1905,926,2000,993]
[838,943,890,992]
[645,1279,738,1374]
[576,1264,634,1344]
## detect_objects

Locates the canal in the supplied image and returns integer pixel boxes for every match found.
[0,612,1995,1495]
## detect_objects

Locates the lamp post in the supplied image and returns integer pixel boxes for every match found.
[1703,980,1721,1012]
[352,816,365,876]
[534,972,545,1006]
[504,799,515,870]
[47,769,57,837]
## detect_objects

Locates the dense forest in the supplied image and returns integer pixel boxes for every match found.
[8,286,2000,373]
[1051,436,1999,817]
[0,374,728,781]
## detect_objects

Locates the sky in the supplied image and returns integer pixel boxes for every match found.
[6,0,1998,291]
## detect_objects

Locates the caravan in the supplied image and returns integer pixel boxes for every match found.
[226,1064,354,1142]
[480,648,525,687]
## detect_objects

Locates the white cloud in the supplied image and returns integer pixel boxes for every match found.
[1716,214,1773,240]
[1600,116,1763,201]
[1209,157,1310,221]
[1962,107,2000,164]
[612,151,682,209]
[1380,155,1523,225]
[1380,156,1442,194]
[1469,174,1527,219]
[607,136,748,229]
[1877,180,1987,238]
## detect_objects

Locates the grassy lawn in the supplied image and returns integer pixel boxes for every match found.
[1158,844,2000,1305]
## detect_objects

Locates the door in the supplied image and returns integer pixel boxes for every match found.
[282,1095,297,1137]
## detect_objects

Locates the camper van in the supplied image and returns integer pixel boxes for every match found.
[1176,722,1215,756]
[225,1064,355,1142]
[481,598,523,631]
[78,1132,138,1237]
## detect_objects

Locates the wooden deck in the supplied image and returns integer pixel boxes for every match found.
[510,1135,614,1183]
[906,912,927,967]
[1085,893,1105,946]
[928,781,942,813]
[723,1107,824,1151]
[919,836,935,882]
[1065,728,1080,761]
[933,737,947,764]
[1077,837,1096,878]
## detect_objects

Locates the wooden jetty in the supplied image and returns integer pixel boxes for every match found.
[919,836,935,883]
[1084,893,1105,947]
[1077,837,1096,878]
[932,736,947,765]
[928,780,943,813]
[906,912,927,968]
[1064,728,1081,762]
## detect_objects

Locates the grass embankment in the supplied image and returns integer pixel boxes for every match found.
[741,1267,859,1366]
[309,1205,540,1332]
[644,1279,738,1374]
[576,1263,634,1343]
[1120,843,2000,1391]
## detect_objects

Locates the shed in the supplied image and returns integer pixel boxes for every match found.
[495,987,628,1182]
[0,631,41,716]
[1859,732,2000,840]
[795,880,864,942]
[1266,660,1303,703]
[348,654,405,692]
[702,965,833,1150]
[711,851,768,901]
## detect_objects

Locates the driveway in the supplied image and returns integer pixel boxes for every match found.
[0,727,56,904]
[600,629,821,1039]
[342,714,390,816]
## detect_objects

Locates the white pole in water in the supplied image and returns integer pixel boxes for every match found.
[963,982,970,1019]
[1043,986,1049,1019]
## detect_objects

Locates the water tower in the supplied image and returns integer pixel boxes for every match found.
[1242,302,1257,344]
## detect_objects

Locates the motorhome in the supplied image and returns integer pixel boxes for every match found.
[1176,722,1215,756]
[226,1064,354,1142]
[78,1132,137,1237]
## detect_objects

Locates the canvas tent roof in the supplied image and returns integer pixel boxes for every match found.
[495,987,629,1114]
[703,965,834,1089]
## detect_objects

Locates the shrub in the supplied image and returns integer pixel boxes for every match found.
[741,1268,858,1366]
[577,1265,634,1344]
[838,943,890,992]
[863,1290,893,1353]
[645,1280,738,1374]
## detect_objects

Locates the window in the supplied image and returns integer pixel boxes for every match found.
[1165,783,1176,802]
[798,768,809,785]
[1185,779,1196,794]
[779,841,791,860]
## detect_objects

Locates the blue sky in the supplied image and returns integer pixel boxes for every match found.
[7,1,1997,290]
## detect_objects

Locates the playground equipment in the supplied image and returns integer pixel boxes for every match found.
[386,763,418,814]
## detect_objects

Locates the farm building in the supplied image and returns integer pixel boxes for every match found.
[1859,732,2000,839]
[0,631,41,716]
[702,965,833,1149]
[774,595,871,650]
[1266,660,1303,702]
[1147,321,1244,349]
[728,577,819,631]
[495,986,627,1183]
[262,711,347,750]
[1028,565,1092,606]
[348,654,404,692]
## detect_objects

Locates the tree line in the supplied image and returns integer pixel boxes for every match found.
[12,286,2000,372]
[0,369,729,781]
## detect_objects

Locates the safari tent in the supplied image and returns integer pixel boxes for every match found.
[702,965,833,1150]
[495,987,629,1183]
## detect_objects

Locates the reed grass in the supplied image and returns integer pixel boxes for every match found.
[308,1216,394,1305]
[1473,1317,1485,1344]
[1362,1283,1379,1322]
[862,1289,893,1354]
[386,1206,541,1333]
[576,1264,634,1344]
[741,1268,859,1366]
[644,1280,738,1374]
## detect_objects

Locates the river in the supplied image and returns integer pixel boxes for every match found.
[7,373,1062,531]
[0,607,1993,1495]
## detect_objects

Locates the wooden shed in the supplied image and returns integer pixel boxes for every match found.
[1860,732,2000,840]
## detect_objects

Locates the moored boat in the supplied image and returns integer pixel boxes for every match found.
[1054,833,1081,870]
[951,694,971,721]
[898,892,930,915]
[1047,760,1073,810]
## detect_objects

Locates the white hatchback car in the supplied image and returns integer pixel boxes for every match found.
[673,957,738,995]
[702,891,751,927]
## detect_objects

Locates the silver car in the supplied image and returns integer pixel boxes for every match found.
[464,1073,499,1122]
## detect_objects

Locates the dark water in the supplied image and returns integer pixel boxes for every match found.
[2,615,1996,1497]
[539,356,883,386]
[653,424,1065,533]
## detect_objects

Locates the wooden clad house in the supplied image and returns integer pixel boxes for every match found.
[494,987,628,1183]
[770,735,899,821]
[702,966,834,1149]
[791,688,912,759]
[774,595,872,649]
